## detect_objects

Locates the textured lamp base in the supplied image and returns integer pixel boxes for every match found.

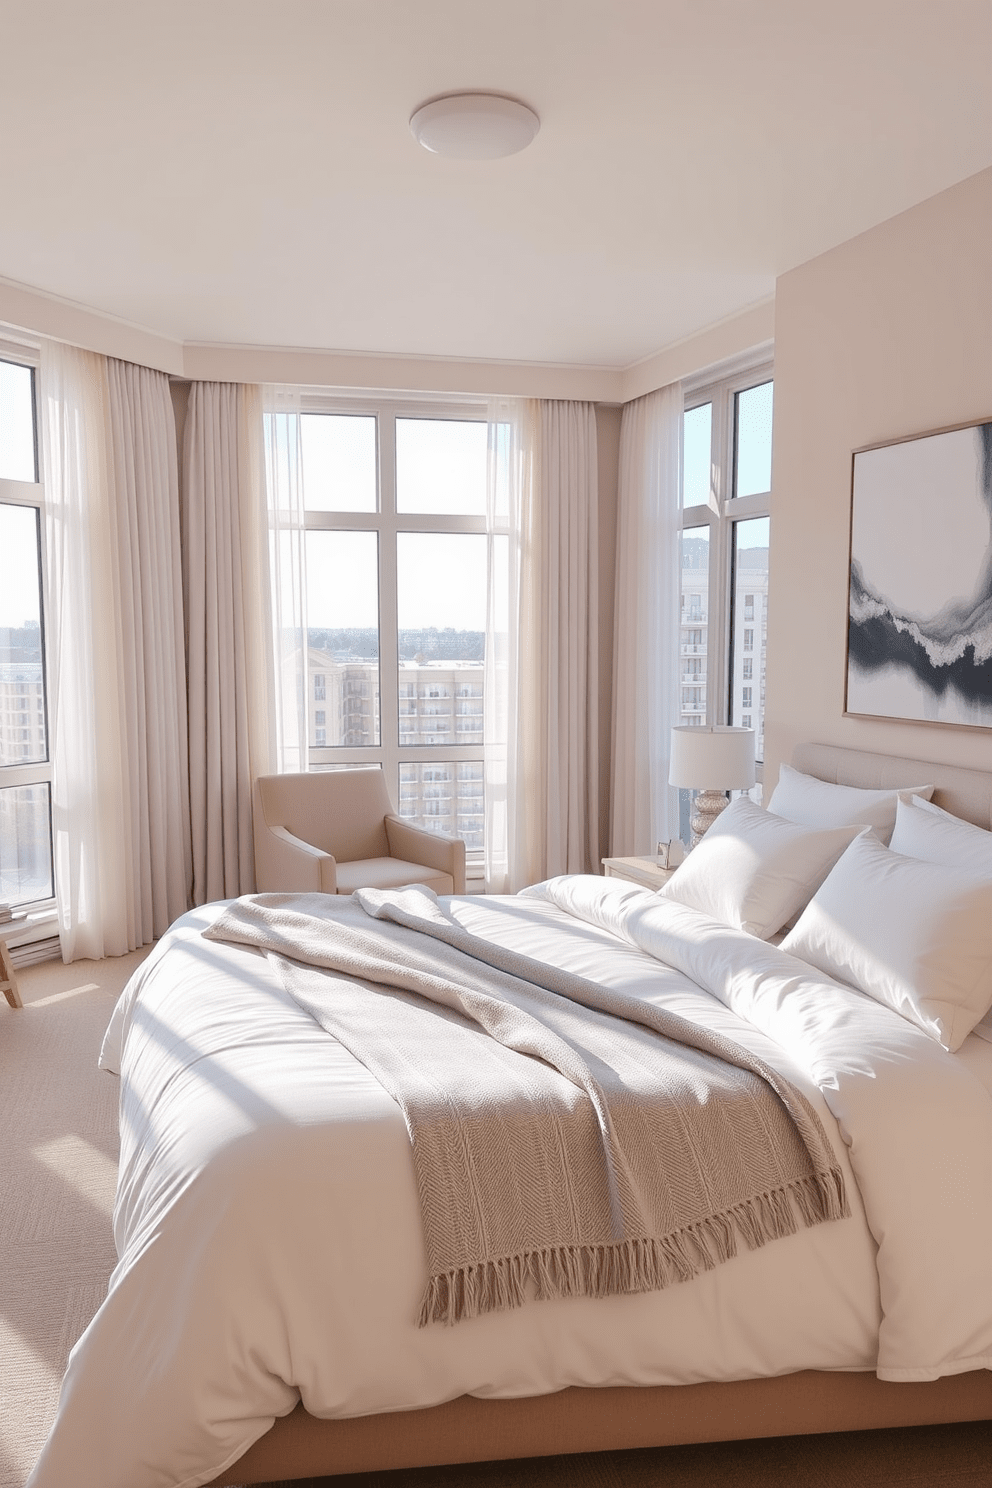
[690,789,729,847]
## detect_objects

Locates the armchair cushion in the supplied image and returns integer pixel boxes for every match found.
[335,858,454,896]
[254,770,466,896]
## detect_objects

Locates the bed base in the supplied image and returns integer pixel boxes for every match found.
[211,1370,992,1484]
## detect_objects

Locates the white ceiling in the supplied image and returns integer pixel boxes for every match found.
[2,0,990,371]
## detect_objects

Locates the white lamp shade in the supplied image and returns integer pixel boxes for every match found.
[669,726,756,791]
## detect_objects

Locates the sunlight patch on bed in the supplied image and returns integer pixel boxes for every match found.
[33,1134,117,1217]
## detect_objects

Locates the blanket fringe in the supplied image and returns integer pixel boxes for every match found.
[418,1165,850,1327]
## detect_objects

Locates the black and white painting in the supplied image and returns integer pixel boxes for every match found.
[847,419,992,729]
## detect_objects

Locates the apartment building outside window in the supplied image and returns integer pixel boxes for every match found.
[680,359,772,778]
[0,349,54,911]
[272,398,489,857]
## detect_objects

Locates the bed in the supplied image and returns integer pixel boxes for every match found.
[26,743,992,1488]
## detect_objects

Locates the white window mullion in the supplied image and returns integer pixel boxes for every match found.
[378,414,400,806]
[707,387,731,725]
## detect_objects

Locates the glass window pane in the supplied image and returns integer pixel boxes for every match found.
[0,783,52,905]
[679,526,709,726]
[300,413,377,512]
[397,533,486,745]
[399,761,484,850]
[0,504,47,766]
[305,531,380,747]
[731,516,769,762]
[734,380,774,497]
[396,419,487,515]
[0,361,36,482]
[682,403,712,507]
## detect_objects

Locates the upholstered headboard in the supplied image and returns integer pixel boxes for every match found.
[792,743,992,832]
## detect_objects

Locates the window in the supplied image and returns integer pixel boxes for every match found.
[0,350,53,910]
[280,399,489,858]
[681,363,772,769]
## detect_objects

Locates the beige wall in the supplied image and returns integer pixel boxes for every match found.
[765,167,992,791]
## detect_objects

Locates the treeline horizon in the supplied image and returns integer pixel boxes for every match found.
[304,627,485,662]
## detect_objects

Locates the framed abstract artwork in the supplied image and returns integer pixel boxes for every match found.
[846,418,992,729]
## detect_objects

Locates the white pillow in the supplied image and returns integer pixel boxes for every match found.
[767,763,934,846]
[889,796,992,1045]
[659,795,863,940]
[780,831,992,1052]
[889,794,992,878]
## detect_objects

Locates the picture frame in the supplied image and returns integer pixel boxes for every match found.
[845,417,992,730]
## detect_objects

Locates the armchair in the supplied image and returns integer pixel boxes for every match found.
[253,769,466,896]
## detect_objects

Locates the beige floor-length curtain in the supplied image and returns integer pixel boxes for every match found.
[610,382,682,856]
[41,343,192,960]
[182,382,273,905]
[486,399,600,891]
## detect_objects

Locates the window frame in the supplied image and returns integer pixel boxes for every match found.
[0,338,55,911]
[680,351,773,772]
[295,391,489,856]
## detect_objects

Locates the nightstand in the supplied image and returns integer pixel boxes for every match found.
[601,856,677,891]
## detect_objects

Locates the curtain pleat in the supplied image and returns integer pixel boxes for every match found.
[105,360,192,939]
[610,382,682,856]
[537,401,600,879]
[487,399,600,891]
[182,382,272,905]
[41,342,191,960]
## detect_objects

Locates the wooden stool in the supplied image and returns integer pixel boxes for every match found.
[0,932,23,1009]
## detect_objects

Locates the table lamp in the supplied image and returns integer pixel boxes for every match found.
[669,725,756,846]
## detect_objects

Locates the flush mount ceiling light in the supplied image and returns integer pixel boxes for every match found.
[409,92,540,159]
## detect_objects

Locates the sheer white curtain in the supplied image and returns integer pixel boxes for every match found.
[484,396,533,893]
[610,381,682,856]
[261,388,308,773]
[40,342,191,960]
[486,399,600,891]
[182,382,273,904]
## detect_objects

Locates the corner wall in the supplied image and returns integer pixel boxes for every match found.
[765,167,992,788]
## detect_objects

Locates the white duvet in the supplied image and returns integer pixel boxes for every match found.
[26,877,992,1488]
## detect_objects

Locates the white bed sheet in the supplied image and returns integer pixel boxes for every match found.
[26,880,992,1488]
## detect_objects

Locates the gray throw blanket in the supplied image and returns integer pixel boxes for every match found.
[204,888,848,1326]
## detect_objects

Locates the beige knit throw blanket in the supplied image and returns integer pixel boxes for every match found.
[204,888,848,1326]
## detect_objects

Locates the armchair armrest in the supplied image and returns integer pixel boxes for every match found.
[256,824,338,894]
[385,815,466,894]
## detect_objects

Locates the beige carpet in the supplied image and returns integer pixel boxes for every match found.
[0,946,151,1488]
[4,951,992,1488]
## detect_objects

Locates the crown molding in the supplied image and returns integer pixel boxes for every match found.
[0,275,775,404]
